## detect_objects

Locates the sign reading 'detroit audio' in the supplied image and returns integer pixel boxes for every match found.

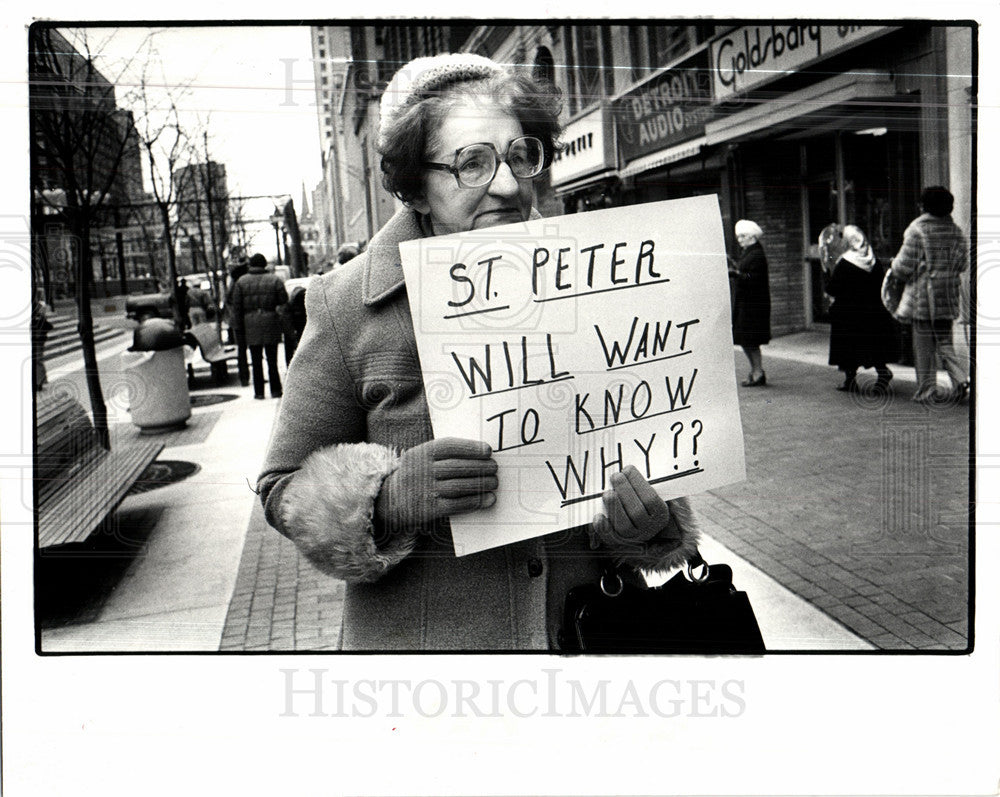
[399,196,746,556]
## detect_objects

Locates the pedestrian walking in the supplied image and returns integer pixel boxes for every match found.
[257,53,699,651]
[280,283,308,365]
[186,280,209,325]
[730,219,771,387]
[825,224,898,393]
[175,278,191,329]
[889,186,970,403]
[31,289,53,392]
[230,253,288,399]
[225,259,250,386]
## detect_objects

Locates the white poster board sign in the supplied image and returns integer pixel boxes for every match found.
[399,195,745,556]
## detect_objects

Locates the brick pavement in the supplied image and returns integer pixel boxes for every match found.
[220,352,971,652]
[697,355,969,651]
[220,498,343,651]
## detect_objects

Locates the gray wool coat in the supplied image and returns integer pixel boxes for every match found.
[258,207,700,651]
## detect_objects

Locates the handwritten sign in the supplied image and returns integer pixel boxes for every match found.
[399,196,746,556]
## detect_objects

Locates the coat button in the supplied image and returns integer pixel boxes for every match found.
[527,558,544,577]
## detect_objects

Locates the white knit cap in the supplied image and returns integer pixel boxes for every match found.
[734,219,764,240]
[377,53,506,149]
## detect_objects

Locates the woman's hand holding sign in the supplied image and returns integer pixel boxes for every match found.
[375,438,498,533]
[590,465,679,550]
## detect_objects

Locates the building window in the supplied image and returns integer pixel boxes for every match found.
[533,46,555,85]
[320,61,326,71]
[628,26,706,81]
[319,48,325,58]
[564,25,613,116]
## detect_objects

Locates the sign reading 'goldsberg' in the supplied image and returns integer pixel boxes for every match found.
[709,24,895,100]
[400,196,746,556]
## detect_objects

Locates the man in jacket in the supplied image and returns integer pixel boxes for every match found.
[230,253,288,399]
[225,259,250,386]
[890,186,970,403]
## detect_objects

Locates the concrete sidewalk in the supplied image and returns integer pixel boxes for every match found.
[37,328,970,653]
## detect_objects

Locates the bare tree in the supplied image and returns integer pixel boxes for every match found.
[128,61,194,331]
[29,26,149,445]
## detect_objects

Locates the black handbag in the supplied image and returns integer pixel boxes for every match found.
[558,553,766,655]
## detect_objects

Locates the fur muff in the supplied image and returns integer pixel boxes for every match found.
[614,496,701,572]
[280,442,416,583]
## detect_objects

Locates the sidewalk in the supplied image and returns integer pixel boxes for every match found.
[36,328,970,652]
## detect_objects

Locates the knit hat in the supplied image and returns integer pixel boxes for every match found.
[377,53,506,149]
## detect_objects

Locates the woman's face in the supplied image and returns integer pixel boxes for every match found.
[736,232,757,249]
[413,98,535,235]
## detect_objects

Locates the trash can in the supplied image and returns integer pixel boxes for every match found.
[121,318,191,433]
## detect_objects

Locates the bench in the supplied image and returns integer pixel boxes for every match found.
[184,322,236,385]
[36,392,164,548]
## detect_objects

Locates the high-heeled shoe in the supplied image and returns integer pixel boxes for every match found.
[835,376,857,392]
[741,372,766,387]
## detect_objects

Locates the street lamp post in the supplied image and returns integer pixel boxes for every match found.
[270,209,283,265]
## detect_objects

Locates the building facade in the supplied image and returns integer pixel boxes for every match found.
[171,160,229,278]
[307,23,973,337]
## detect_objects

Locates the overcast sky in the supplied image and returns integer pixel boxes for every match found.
[73,24,324,252]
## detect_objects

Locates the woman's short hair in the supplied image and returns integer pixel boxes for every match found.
[920,186,955,217]
[377,70,562,205]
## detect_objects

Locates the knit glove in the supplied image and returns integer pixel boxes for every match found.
[374,437,498,533]
[590,465,679,550]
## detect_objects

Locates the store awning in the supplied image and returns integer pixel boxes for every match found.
[552,168,619,196]
[618,137,708,179]
[704,70,896,146]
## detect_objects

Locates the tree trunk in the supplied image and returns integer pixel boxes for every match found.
[114,205,128,295]
[74,213,110,450]
[159,203,183,330]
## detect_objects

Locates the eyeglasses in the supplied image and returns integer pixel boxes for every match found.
[423,135,547,189]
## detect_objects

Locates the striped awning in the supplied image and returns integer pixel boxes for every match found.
[618,136,708,179]
[552,168,620,196]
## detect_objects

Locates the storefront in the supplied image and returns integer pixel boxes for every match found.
[613,49,727,218]
[701,23,972,334]
[549,105,619,213]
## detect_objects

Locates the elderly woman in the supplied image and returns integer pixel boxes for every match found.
[257,54,698,651]
[730,219,771,386]
[826,225,898,393]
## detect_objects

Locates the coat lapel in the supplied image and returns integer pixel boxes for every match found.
[362,208,423,307]
[361,206,544,308]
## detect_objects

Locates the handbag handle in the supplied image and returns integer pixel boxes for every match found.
[600,549,711,596]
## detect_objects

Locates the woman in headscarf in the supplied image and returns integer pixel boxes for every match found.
[256,54,700,651]
[730,219,770,386]
[826,224,898,392]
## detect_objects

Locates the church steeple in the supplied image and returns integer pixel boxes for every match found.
[300,182,310,219]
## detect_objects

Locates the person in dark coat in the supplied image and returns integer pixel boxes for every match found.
[230,253,288,399]
[730,219,771,387]
[225,260,251,385]
[279,284,308,365]
[175,278,191,329]
[826,224,898,393]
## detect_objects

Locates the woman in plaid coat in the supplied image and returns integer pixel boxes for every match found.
[889,186,970,403]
